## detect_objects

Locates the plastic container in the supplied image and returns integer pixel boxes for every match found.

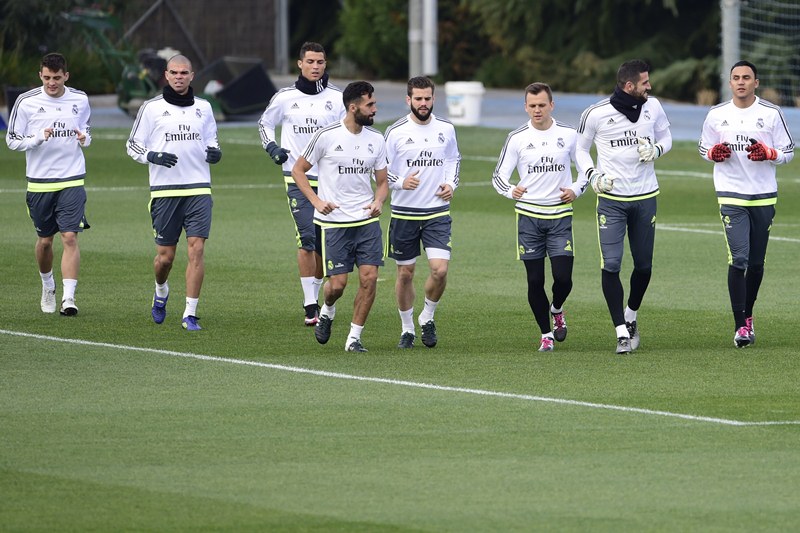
[444,81,485,126]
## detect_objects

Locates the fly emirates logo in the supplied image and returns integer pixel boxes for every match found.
[339,158,372,174]
[293,117,323,134]
[406,150,444,167]
[165,124,201,141]
[610,129,640,148]
[49,120,79,138]
[527,155,565,173]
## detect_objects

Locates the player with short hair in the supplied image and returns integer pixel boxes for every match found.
[5,52,91,316]
[258,42,346,326]
[384,76,461,349]
[126,54,222,331]
[698,60,794,347]
[575,59,673,354]
[493,82,588,352]
[291,81,389,352]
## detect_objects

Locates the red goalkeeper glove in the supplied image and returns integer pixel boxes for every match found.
[707,143,731,162]
[746,138,778,161]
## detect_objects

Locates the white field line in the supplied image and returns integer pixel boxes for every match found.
[2,329,798,427]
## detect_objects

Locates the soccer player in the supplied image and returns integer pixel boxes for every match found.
[5,53,91,316]
[575,59,672,354]
[126,54,222,331]
[698,60,794,348]
[291,81,388,352]
[493,82,587,352]
[384,76,461,349]
[258,42,346,327]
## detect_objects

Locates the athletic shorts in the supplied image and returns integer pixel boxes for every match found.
[150,194,213,246]
[596,196,656,272]
[517,213,573,260]
[321,220,384,276]
[26,186,89,237]
[387,214,452,262]
[720,204,774,270]
[286,182,321,254]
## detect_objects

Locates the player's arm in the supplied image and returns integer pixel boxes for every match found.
[75,99,92,148]
[565,135,587,199]
[492,135,521,199]
[698,116,731,163]
[258,98,289,164]
[748,113,794,165]
[4,105,48,151]
[292,156,337,214]
[125,104,178,167]
[368,167,389,218]
[574,134,612,193]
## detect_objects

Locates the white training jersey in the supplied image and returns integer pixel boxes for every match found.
[384,113,461,217]
[257,84,346,182]
[698,97,794,205]
[126,94,219,198]
[576,96,671,199]
[302,120,388,225]
[5,86,92,191]
[492,119,586,217]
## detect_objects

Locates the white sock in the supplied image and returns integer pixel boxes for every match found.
[399,308,415,334]
[615,324,630,338]
[155,281,169,299]
[550,304,563,315]
[418,297,439,325]
[320,303,335,320]
[184,297,199,318]
[300,276,318,307]
[347,323,364,344]
[542,333,554,340]
[313,278,323,301]
[40,270,56,290]
[624,306,637,323]
[62,279,77,300]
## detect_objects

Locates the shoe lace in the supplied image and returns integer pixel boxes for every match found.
[736,326,750,337]
[541,338,554,349]
[745,317,754,332]
[553,313,565,328]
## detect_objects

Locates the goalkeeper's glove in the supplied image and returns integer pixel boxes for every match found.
[636,137,663,162]
[265,141,290,164]
[587,168,614,194]
[707,143,732,162]
[746,138,778,161]
[146,151,178,168]
[205,146,222,164]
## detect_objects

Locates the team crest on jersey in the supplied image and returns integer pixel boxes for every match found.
[326,101,333,111]
[196,108,202,118]
[644,110,651,121]
[557,138,565,149]
[368,143,374,154]
[756,118,764,129]
[438,132,445,144]
[72,105,78,115]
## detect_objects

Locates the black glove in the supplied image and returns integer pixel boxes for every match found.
[206,146,222,164]
[707,143,731,163]
[265,142,290,165]
[147,151,178,168]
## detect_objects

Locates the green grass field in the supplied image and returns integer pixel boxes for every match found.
[2,125,799,531]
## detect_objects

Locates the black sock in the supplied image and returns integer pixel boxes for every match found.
[728,265,747,329]
[524,259,551,334]
[601,269,625,327]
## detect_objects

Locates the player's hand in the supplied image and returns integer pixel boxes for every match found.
[147,151,178,168]
[637,136,662,162]
[363,200,382,218]
[587,168,614,194]
[265,142,290,164]
[435,183,453,201]
[559,187,576,203]
[402,171,420,190]
[205,146,222,164]
[42,127,54,142]
[74,129,87,146]
[746,138,778,161]
[313,199,338,215]
[511,185,527,200]
[708,143,732,162]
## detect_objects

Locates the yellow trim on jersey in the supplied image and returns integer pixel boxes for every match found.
[150,188,212,198]
[284,175,318,187]
[717,197,777,207]
[314,217,380,229]
[597,190,660,202]
[26,179,84,193]
[390,210,450,221]
[514,208,573,220]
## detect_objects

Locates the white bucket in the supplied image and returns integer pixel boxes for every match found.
[444,81,485,126]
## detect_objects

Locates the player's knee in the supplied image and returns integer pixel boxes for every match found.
[730,256,748,270]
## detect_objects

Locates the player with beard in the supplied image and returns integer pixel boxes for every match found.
[384,76,461,349]
[291,81,392,352]
[258,42,345,326]
[575,59,673,354]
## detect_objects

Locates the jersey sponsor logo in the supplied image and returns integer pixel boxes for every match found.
[162,111,171,117]
[37,107,46,113]
[721,120,729,127]
[334,145,343,151]
[338,157,373,174]
[405,137,415,144]
[609,130,639,148]
[606,118,615,125]
[407,150,444,168]
[164,124,202,141]
[527,155,565,174]
[291,103,300,109]
[525,143,536,150]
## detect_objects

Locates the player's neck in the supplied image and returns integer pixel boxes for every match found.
[733,94,756,109]
[343,115,363,134]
